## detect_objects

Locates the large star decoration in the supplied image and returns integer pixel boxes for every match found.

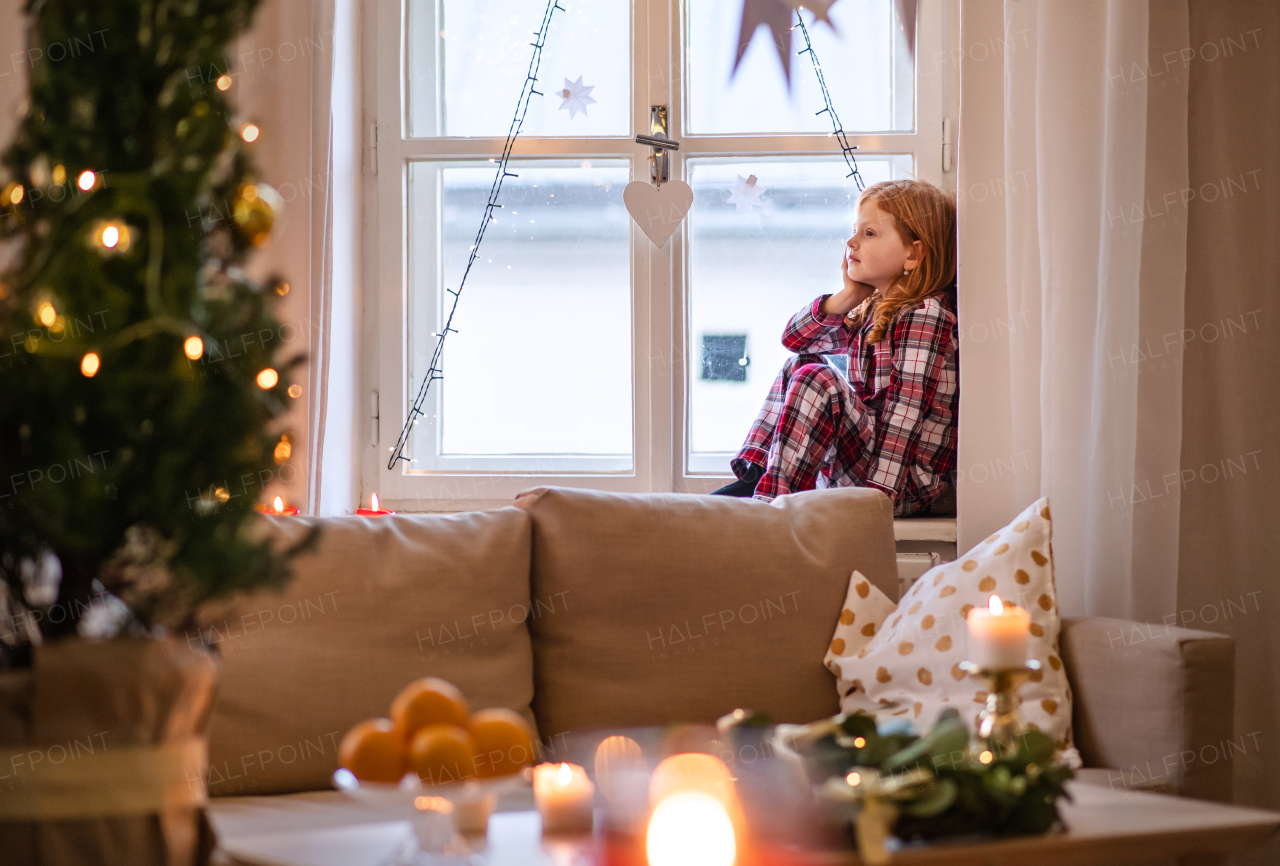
[734,0,838,85]
[557,76,597,119]
[726,174,767,214]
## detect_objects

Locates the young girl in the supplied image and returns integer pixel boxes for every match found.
[713,179,958,516]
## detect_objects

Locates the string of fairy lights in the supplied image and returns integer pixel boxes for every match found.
[387,0,565,470]
[386,5,862,471]
[794,12,865,190]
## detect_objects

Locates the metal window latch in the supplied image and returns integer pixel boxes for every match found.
[636,105,679,188]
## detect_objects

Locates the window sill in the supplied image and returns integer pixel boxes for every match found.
[893,516,957,543]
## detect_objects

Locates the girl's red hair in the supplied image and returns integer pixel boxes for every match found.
[847,179,957,344]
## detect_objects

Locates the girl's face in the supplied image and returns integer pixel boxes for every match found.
[845,200,921,292]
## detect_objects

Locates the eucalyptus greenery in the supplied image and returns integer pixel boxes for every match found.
[798,709,1073,846]
[0,1,312,652]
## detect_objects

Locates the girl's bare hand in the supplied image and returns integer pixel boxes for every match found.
[822,249,875,315]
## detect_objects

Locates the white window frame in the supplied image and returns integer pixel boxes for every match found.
[362,0,958,509]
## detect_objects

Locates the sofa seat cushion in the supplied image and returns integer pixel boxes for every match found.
[514,486,898,735]
[206,510,534,796]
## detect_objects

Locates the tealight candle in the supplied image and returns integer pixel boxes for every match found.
[356,493,395,516]
[255,496,299,516]
[966,595,1029,669]
[534,762,594,834]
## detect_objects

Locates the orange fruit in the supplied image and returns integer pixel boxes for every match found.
[409,725,477,785]
[391,677,470,738]
[338,718,406,784]
[468,708,536,778]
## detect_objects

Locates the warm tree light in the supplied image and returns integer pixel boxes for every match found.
[37,302,56,326]
[241,123,260,143]
[90,220,132,254]
[646,793,736,866]
[287,384,302,398]
[216,74,233,91]
[256,368,279,389]
[52,164,66,185]
[274,281,291,296]
[274,435,292,464]
[183,336,204,360]
[80,352,100,377]
[6,183,22,205]
[77,170,96,191]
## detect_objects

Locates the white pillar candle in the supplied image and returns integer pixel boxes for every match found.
[534,762,595,834]
[966,595,1029,669]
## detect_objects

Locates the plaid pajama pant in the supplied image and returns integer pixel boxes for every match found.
[731,353,878,502]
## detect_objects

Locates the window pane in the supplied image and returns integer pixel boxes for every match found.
[686,0,914,134]
[407,161,632,467]
[686,155,913,470]
[408,0,631,138]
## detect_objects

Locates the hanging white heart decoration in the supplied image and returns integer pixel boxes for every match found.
[623,180,694,249]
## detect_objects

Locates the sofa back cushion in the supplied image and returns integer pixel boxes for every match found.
[514,487,898,736]
[206,509,534,796]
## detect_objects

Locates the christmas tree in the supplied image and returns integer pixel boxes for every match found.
[0,1,310,648]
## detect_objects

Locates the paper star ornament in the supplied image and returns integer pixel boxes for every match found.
[557,76,597,119]
[733,0,839,85]
[726,174,766,214]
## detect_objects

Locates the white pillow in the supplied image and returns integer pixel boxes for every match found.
[823,497,1074,750]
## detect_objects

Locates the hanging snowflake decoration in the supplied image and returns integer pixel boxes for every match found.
[557,76,597,119]
[726,174,766,214]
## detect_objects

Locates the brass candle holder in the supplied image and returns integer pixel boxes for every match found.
[958,659,1042,756]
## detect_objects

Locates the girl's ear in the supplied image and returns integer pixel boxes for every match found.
[905,239,924,270]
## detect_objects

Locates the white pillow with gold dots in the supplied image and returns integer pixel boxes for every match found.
[824,497,1074,752]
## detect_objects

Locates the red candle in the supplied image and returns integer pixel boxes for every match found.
[356,493,395,516]
[256,496,300,516]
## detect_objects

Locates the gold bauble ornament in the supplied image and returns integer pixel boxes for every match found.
[232,182,284,248]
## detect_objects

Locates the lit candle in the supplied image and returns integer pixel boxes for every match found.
[356,493,395,516]
[533,762,594,834]
[255,496,299,515]
[646,792,736,866]
[966,595,1029,668]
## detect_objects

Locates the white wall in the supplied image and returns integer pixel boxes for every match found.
[954,0,1022,552]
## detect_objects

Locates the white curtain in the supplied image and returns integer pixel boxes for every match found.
[960,0,1188,620]
[235,0,358,517]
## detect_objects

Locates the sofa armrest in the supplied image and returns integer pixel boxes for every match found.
[1060,616,1236,802]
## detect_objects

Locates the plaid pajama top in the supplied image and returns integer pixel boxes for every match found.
[783,293,959,512]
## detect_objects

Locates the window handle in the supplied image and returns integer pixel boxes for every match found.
[637,105,679,187]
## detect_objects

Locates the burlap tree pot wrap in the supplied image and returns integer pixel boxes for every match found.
[0,638,219,866]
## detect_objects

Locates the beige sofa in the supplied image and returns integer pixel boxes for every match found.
[203,487,1235,803]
